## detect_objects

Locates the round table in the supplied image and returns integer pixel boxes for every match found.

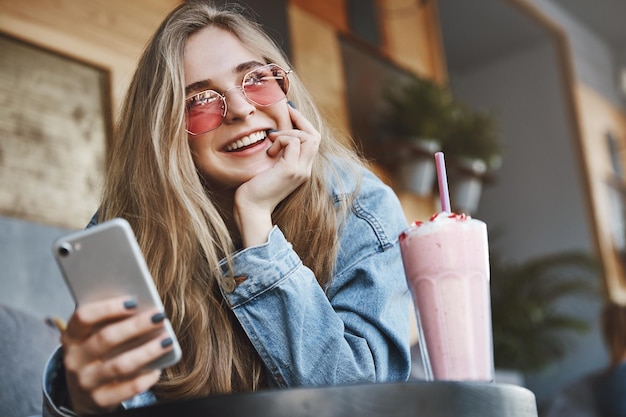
[100,380,538,417]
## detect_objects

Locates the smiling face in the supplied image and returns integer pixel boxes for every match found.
[183,26,292,189]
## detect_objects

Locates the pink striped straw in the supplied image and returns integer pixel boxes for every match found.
[435,152,451,212]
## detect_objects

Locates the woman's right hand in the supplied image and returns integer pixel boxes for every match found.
[233,104,320,247]
[61,296,173,414]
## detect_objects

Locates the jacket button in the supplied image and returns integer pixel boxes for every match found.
[221,277,236,293]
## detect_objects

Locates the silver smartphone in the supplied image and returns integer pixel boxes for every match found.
[52,218,182,370]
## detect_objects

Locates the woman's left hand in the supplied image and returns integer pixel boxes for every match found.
[234,104,320,247]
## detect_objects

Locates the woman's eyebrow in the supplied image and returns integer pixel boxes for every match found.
[184,60,265,96]
[235,60,264,73]
[185,79,212,97]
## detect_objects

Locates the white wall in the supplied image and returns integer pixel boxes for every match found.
[448,40,605,407]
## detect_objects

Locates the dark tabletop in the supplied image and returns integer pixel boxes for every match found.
[99,380,538,417]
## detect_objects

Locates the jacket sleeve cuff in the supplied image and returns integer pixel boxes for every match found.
[42,346,77,417]
[218,226,303,307]
[42,346,141,416]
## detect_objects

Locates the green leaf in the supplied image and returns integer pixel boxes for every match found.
[489,247,599,372]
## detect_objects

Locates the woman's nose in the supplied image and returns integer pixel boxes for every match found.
[223,87,255,124]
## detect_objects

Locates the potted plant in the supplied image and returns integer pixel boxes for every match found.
[489,245,599,376]
[442,103,503,213]
[379,75,454,195]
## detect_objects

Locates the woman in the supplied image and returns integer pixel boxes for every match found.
[43,1,411,415]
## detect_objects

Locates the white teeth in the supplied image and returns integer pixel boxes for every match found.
[226,131,267,151]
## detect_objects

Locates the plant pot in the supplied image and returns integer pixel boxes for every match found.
[451,158,487,214]
[397,138,440,195]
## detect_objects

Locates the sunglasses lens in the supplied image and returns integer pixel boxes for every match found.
[243,64,289,106]
[186,91,226,135]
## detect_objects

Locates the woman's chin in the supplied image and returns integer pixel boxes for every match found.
[206,164,275,189]
[243,160,275,178]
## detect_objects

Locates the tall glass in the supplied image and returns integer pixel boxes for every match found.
[400,212,494,381]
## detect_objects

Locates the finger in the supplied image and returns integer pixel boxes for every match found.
[287,104,315,133]
[84,309,167,359]
[297,128,320,161]
[65,296,139,341]
[100,331,174,381]
[275,129,319,168]
[78,369,161,414]
[285,107,321,156]
[63,309,165,372]
[267,135,301,160]
[266,131,293,156]
[272,129,311,145]
[73,329,172,390]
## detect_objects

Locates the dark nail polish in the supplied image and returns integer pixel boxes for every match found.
[161,337,173,348]
[151,312,166,324]
[287,100,296,109]
[268,129,278,134]
[123,300,137,310]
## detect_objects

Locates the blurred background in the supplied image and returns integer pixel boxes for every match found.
[1,0,625,414]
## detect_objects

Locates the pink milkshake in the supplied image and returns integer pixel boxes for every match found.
[400,212,493,381]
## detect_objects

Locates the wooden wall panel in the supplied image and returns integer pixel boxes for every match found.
[0,0,181,115]
[0,0,180,228]
[287,4,351,144]
[575,82,626,303]
[0,34,107,229]
[376,0,447,82]
[288,0,348,32]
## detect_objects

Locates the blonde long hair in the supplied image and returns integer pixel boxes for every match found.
[99,0,363,400]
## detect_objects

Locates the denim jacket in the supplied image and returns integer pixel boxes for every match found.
[42,166,412,416]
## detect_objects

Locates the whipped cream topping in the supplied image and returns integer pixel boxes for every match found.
[399,211,478,240]
[226,130,267,151]
[420,211,470,226]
